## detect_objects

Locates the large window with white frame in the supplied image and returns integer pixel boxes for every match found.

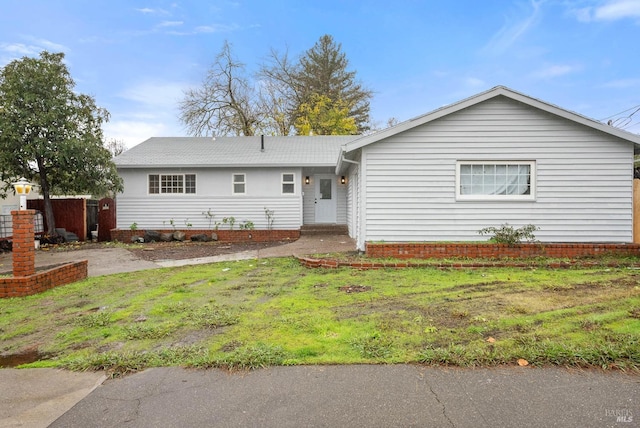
[456,161,535,201]
[232,173,246,194]
[148,174,196,194]
[281,173,295,194]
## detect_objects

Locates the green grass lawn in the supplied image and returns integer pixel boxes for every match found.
[1,257,639,375]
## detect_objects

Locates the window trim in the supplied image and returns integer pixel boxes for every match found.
[232,173,246,195]
[148,173,197,195]
[455,161,536,201]
[281,172,295,195]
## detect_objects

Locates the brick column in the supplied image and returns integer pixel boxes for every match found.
[12,210,35,277]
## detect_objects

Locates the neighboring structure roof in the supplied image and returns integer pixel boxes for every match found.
[338,86,640,172]
[115,135,360,168]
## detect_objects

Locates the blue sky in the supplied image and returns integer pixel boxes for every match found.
[1,0,639,147]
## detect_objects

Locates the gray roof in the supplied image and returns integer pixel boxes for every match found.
[114,135,360,168]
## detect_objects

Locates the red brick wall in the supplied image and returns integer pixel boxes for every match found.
[365,242,640,259]
[0,260,88,298]
[110,228,300,243]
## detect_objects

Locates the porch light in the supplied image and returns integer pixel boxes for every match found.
[341,176,346,184]
[305,176,310,185]
[12,177,32,210]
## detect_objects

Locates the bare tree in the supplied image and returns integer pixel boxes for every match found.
[180,36,373,137]
[105,138,126,157]
[179,41,263,136]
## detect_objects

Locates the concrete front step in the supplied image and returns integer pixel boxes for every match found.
[300,224,348,236]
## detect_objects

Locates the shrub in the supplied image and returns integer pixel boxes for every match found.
[478,223,539,246]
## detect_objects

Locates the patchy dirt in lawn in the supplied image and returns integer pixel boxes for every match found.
[127,240,291,261]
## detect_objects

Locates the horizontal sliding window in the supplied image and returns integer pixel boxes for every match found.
[456,161,535,201]
[148,174,196,194]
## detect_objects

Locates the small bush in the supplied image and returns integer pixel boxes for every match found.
[478,223,539,246]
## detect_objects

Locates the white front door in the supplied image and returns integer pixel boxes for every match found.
[315,175,337,223]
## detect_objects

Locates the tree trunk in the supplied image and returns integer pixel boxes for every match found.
[37,158,57,236]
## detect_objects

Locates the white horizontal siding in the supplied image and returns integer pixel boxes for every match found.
[361,96,634,244]
[116,196,302,230]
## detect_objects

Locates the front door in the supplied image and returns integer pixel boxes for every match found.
[315,175,337,223]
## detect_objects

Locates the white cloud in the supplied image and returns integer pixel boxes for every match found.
[104,120,177,148]
[481,0,544,56]
[27,37,68,52]
[530,64,580,79]
[603,78,640,88]
[105,80,189,147]
[118,80,187,109]
[158,21,183,28]
[463,77,486,88]
[135,8,170,15]
[573,0,640,22]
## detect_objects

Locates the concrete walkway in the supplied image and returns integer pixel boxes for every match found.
[0,234,356,277]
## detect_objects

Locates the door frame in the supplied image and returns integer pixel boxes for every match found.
[314,174,337,223]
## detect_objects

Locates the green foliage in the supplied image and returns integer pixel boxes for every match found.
[129,222,138,231]
[349,332,395,359]
[294,93,357,135]
[222,216,236,230]
[294,35,371,134]
[478,223,540,246]
[0,51,123,234]
[211,343,289,370]
[239,220,254,230]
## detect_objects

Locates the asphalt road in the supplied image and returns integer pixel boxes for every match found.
[50,365,638,428]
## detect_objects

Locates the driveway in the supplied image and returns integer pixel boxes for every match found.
[0,234,356,277]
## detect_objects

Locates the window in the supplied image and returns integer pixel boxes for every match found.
[282,173,295,194]
[148,174,196,194]
[456,161,535,201]
[233,173,246,194]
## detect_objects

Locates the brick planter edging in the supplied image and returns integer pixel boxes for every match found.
[110,228,300,243]
[0,260,88,298]
[365,242,640,259]
[295,256,637,271]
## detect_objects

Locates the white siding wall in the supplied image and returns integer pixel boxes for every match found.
[360,97,635,246]
[117,167,303,229]
[346,162,360,241]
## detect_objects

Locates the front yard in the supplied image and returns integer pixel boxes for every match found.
[0,257,638,375]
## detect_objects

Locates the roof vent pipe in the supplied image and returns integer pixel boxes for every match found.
[260,134,264,152]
